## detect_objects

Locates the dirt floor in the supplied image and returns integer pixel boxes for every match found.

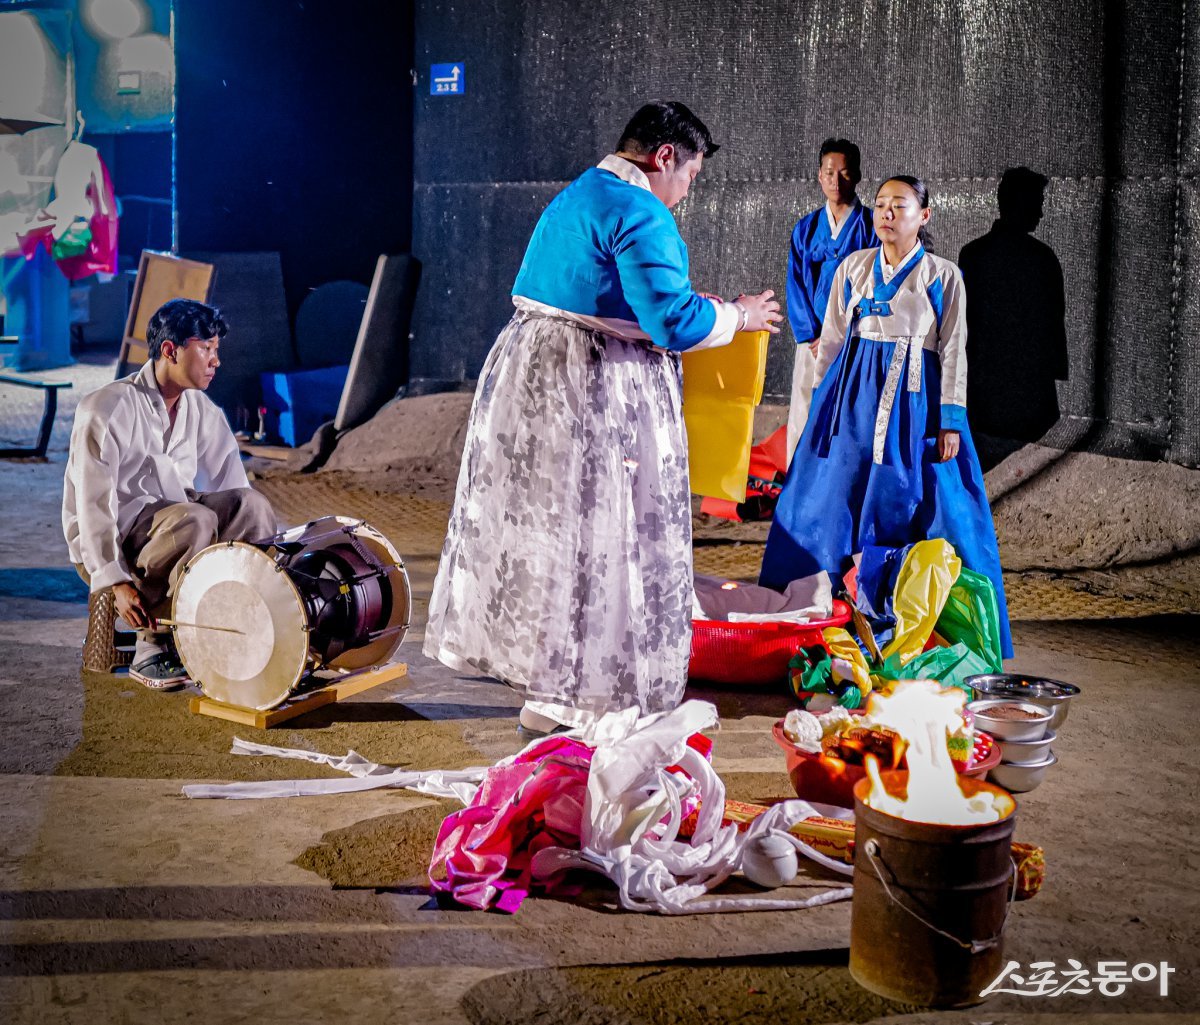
[1,375,1198,1023]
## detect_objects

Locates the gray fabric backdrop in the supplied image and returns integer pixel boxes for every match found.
[410,0,1198,466]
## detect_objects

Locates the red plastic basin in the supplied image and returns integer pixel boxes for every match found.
[688,599,852,687]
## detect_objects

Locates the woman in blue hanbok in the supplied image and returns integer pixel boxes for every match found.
[425,102,782,734]
[761,175,1013,658]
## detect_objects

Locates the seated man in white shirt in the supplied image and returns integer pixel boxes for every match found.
[63,299,277,689]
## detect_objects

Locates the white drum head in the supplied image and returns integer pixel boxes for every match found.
[173,542,309,710]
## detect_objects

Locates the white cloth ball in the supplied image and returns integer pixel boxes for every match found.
[741,832,799,889]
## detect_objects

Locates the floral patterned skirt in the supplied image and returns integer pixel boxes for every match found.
[423,310,693,716]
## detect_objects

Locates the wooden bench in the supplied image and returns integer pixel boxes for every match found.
[0,371,72,458]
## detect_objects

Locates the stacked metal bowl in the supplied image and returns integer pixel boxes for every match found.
[965,674,1080,793]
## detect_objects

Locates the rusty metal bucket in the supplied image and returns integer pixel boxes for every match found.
[849,771,1017,1008]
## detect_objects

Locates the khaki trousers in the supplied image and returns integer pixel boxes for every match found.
[120,488,278,614]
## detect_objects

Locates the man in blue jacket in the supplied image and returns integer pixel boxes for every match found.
[785,138,876,460]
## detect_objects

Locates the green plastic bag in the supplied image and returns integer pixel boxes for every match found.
[877,642,993,695]
[788,643,863,710]
[935,567,1003,672]
[51,221,92,260]
[788,644,831,704]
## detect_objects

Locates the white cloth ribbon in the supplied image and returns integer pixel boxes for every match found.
[872,335,924,465]
[532,701,853,914]
[182,737,489,802]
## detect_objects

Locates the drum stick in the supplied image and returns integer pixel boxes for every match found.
[156,618,246,636]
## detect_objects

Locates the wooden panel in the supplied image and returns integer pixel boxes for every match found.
[116,250,215,378]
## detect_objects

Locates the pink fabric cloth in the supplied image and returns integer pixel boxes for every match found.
[427,731,715,912]
[428,735,594,912]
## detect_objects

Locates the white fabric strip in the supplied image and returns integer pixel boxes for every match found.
[540,701,854,914]
[873,336,924,465]
[907,334,924,393]
[182,738,489,802]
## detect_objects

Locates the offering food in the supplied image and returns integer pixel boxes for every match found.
[781,707,853,752]
[982,703,1045,721]
[822,725,907,770]
[782,705,972,769]
[773,711,998,807]
[946,709,975,770]
[968,698,1052,741]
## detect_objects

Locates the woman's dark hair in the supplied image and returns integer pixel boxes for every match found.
[146,299,229,360]
[617,101,719,161]
[878,174,934,250]
[819,137,862,181]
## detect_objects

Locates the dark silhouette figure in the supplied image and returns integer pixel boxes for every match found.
[958,168,1068,469]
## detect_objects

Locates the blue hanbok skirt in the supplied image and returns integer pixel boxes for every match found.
[760,334,1013,659]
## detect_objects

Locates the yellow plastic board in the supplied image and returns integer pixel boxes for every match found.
[682,329,769,501]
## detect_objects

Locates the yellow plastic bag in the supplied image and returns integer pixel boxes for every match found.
[879,539,962,668]
[682,329,769,501]
[822,626,873,697]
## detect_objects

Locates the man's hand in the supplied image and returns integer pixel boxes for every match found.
[112,581,150,629]
[735,289,784,334]
[937,429,961,462]
[807,338,820,357]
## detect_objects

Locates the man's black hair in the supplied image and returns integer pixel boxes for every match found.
[146,299,229,360]
[617,101,719,161]
[819,137,863,181]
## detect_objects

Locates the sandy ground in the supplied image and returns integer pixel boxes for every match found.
[1,381,1199,1023]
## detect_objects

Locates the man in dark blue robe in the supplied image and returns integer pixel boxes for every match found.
[785,138,877,460]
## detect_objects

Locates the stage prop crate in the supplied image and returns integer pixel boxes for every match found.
[260,364,349,446]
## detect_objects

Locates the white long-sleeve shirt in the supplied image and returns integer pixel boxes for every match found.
[63,359,248,592]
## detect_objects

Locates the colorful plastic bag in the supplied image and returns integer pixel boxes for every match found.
[51,221,92,260]
[879,539,962,668]
[789,644,862,709]
[935,566,1004,672]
